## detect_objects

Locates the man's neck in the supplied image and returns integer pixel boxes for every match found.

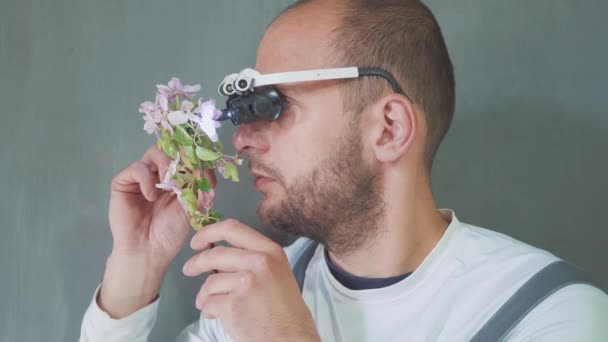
[326,175,450,279]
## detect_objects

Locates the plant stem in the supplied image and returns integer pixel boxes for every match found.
[198,159,217,274]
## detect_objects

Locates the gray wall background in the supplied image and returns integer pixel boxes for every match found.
[0,0,606,341]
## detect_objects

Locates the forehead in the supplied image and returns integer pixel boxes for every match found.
[255,4,339,74]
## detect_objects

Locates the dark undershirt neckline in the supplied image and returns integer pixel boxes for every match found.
[323,248,412,290]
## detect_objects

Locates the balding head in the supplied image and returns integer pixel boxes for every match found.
[256,0,342,73]
[260,0,455,173]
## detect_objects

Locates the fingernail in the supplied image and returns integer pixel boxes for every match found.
[182,262,190,275]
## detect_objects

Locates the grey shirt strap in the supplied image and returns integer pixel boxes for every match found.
[471,260,602,342]
[293,240,320,292]
[293,245,602,340]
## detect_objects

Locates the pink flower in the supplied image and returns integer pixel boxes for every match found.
[143,116,156,135]
[156,92,169,112]
[139,100,162,135]
[155,153,190,211]
[192,99,222,142]
[195,98,222,120]
[166,99,196,126]
[156,153,181,191]
[180,100,194,112]
[156,77,201,101]
[216,164,226,178]
[223,155,243,166]
[167,110,190,126]
[139,101,156,116]
[202,189,215,210]
[140,92,173,135]
[142,112,161,135]
[153,92,177,134]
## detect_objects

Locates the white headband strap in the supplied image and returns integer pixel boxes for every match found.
[254,67,359,87]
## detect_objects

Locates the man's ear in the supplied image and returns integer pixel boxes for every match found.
[367,94,416,163]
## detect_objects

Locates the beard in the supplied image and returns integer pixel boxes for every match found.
[256,123,385,256]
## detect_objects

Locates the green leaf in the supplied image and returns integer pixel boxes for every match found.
[176,175,186,188]
[198,177,211,192]
[209,211,224,219]
[174,125,193,146]
[181,154,193,169]
[181,188,198,213]
[224,163,239,182]
[192,180,200,196]
[195,146,221,161]
[183,145,199,166]
[166,141,179,159]
[160,130,171,144]
[195,135,213,149]
[214,140,223,150]
[157,130,171,155]
[200,219,215,228]
[189,216,199,230]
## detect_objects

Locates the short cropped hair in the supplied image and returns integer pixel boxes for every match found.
[277,0,455,172]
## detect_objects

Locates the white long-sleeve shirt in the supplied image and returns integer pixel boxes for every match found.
[79,210,608,341]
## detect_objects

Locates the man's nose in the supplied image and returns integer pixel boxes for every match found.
[232,121,270,155]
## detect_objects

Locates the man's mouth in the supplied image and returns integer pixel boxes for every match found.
[254,176,275,190]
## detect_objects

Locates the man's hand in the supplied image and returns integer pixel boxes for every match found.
[184,219,321,342]
[100,145,216,318]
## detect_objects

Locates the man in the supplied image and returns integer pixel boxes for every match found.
[80,0,608,341]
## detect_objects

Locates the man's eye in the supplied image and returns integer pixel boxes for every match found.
[282,98,294,111]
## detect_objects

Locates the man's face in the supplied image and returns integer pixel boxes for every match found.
[232,5,384,252]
